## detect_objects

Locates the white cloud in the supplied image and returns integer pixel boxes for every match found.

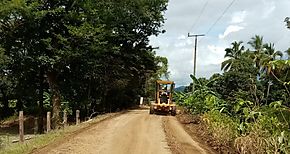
[174,42,186,47]
[219,25,244,39]
[231,11,247,24]
[205,45,226,65]
[207,45,225,55]
[186,38,193,45]
[149,0,290,86]
[177,35,186,40]
[262,1,276,19]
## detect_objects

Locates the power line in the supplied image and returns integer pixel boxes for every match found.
[205,0,237,35]
[188,0,210,33]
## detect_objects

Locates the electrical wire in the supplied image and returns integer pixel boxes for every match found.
[205,0,237,35]
[188,0,210,33]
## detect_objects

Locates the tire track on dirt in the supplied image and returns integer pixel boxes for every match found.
[33,109,214,154]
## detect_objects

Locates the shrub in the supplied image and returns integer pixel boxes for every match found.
[203,110,239,146]
[235,104,290,153]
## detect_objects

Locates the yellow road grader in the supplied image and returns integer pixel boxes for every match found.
[149,80,176,116]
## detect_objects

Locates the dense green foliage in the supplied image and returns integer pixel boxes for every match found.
[0,0,169,130]
[177,36,290,153]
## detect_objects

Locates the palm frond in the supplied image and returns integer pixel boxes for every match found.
[224,48,234,58]
[190,74,201,86]
[273,51,283,60]
[206,77,220,87]
[221,59,233,71]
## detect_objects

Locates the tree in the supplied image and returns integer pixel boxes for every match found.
[155,56,170,80]
[0,47,13,118]
[263,43,283,60]
[145,55,170,99]
[260,43,283,73]
[248,35,264,69]
[213,53,262,105]
[0,0,169,129]
[0,0,99,128]
[221,41,245,71]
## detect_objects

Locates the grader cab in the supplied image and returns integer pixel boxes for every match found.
[149,80,176,116]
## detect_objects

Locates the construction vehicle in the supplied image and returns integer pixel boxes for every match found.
[149,80,176,116]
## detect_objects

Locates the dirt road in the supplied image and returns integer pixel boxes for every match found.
[34,109,214,154]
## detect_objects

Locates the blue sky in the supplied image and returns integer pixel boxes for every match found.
[149,0,290,87]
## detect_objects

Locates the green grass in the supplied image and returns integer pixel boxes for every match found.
[0,114,18,125]
[203,110,239,146]
[0,113,118,154]
[0,131,63,154]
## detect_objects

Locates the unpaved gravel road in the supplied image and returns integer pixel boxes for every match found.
[34,109,214,154]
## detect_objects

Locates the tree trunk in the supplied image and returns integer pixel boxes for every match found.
[38,68,44,134]
[47,71,61,129]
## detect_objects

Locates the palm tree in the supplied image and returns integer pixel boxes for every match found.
[261,44,286,102]
[263,43,283,60]
[261,43,283,73]
[262,60,290,98]
[248,35,264,69]
[221,41,244,71]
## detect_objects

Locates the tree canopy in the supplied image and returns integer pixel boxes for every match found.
[0,0,169,129]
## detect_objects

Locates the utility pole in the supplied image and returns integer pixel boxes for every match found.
[188,33,205,92]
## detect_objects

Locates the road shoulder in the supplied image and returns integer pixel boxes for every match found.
[30,112,124,154]
[163,115,216,154]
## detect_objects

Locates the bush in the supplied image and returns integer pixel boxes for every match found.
[235,115,290,153]
[178,72,290,153]
[203,110,239,146]
[235,103,290,153]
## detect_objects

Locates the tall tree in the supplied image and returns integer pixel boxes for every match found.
[0,0,169,128]
[261,43,283,72]
[263,43,283,60]
[248,35,264,69]
[221,41,245,71]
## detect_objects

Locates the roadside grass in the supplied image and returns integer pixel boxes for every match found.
[0,112,118,154]
[0,133,19,149]
[203,110,239,146]
[0,131,63,154]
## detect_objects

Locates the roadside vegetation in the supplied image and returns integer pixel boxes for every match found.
[176,35,290,153]
[0,0,170,151]
[0,112,118,154]
[0,0,169,129]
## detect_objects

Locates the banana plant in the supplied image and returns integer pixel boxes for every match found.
[189,74,217,96]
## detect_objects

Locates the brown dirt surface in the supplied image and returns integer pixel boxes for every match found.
[163,116,216,154]
[32,109,215,154]
[34,109,211,154]
[176,110,237,154]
